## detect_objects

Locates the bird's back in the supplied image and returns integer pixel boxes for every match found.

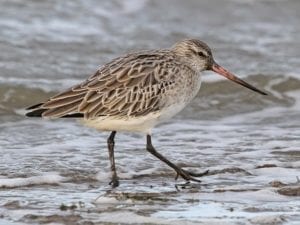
[26,48,201,132]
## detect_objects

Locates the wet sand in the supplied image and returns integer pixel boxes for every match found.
[1,0,300,224]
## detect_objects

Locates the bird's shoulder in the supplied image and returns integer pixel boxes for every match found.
[85,49,186,87]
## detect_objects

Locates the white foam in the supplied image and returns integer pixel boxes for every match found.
[96,211,165,224]
[95,171,111,181]
[253,167,300,184]
[249,215,285,225]
[94,196,120,204]
[93,211,205,225]
[0,173,65,188]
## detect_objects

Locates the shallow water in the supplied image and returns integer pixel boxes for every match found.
[0,0,300,224]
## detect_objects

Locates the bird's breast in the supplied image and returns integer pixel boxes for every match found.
[162,71,202,106]
[157,71,202,122]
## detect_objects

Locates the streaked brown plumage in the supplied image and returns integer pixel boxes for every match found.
[26,39,267,187]
[29,49,200,121]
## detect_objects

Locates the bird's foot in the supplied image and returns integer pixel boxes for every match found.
[109,175,119,188]
[175,169,209,182]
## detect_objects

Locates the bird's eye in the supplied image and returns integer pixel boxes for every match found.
[197,51,206,57]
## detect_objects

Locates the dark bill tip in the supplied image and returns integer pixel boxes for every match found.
[211,63,267,96]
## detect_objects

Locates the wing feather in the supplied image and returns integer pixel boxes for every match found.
[42,99,82,117]
[42,94,85,108]
[27,50,182,119]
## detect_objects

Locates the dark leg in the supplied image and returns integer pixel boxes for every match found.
[146,135,208,182]
[107,131,119,187]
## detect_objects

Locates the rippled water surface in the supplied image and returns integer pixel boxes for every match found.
[0,0,300,224]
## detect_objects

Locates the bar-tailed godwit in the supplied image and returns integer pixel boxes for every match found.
[26,39,267,187]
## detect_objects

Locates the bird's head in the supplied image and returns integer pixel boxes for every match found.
[172,39,267,95]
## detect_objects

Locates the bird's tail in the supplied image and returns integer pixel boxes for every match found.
[25,103,45,117]
[25,88,85,118]
[26,103,84,118]
[26,108,47,117]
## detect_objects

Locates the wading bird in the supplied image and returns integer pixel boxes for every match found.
[26,39,267,187]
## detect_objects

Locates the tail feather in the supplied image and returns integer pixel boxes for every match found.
[25,88,86,118]
[26,100,84,118]
[42,93,86,108]
[26,108,47,117]
[42,100,81,118]
[26,108,84,118]
[26,102,44,110]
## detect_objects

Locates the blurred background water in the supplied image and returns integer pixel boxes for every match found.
[0,0,299,224]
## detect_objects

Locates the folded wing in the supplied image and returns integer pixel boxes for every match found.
[26,51,179,119]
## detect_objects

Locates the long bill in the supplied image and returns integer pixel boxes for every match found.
[211,63,267,95]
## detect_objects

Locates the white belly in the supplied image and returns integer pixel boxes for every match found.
[82,75,202,134]
[81,113,160,134]
[81,99,191,134]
